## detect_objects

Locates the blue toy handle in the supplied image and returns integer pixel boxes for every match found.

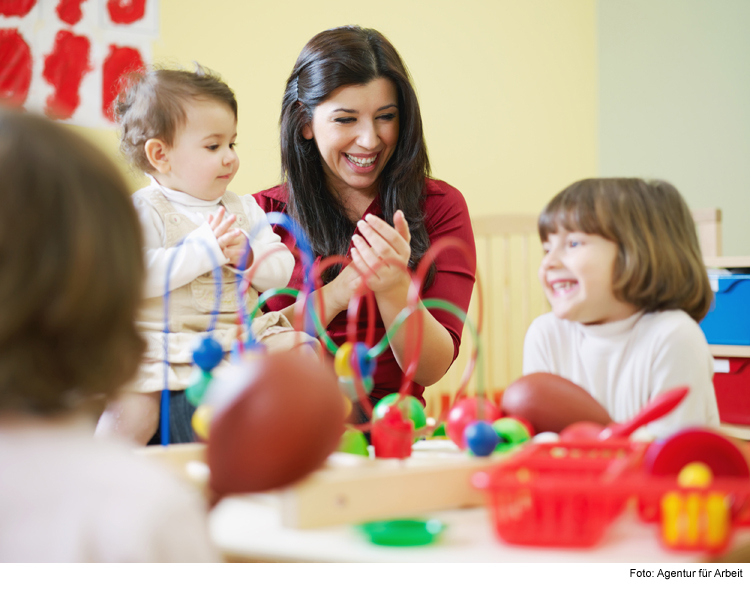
[266,212,314,291]
[161,237,223,446]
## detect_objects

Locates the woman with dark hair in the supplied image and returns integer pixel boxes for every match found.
[255,26,476,414]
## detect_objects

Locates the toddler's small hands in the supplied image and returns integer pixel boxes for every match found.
[220,230,252,270]
[208,206,237,241]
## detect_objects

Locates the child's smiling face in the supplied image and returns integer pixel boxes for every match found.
[159,99,239,201]
[539,230,638,325]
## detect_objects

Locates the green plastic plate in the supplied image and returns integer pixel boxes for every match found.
[358,518,446,546]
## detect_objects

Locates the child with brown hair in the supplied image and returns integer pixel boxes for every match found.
[0,107,216,561]
[96,66,315,445]
[503,178,720,438]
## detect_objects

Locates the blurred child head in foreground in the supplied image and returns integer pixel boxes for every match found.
[0,107,145,416]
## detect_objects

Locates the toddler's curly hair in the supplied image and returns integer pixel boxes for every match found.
[114,64,237,172]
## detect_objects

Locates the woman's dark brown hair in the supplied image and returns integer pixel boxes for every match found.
[539,178,713,321]
[280,25,434,284]
[115,64,238,173]
[0,108,145,414]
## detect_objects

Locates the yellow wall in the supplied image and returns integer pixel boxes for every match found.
[76,0,598,218]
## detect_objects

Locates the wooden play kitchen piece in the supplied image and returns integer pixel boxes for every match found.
[561,386,689,442]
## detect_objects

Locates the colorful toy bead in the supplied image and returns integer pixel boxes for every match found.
[338,376,374,400]
[492,417,531,453]
[372,393,427,431]
[338,427,369,457]
[191,404,213,440]
[192,336,223,371]
[464,421,499,456]
[353,342,376,378]
[185,368,213,406]
[446,398,501,450]
[431,423,447,438]
[334,342,355,378]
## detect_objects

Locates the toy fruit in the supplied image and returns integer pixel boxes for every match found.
[207,349,347,494]
[446,397,501,449]
[464,421,499,456]
[501,373,609,433]
[560,386,690,442]
[559,421,605,442]
[372,393,427,431]
[492,417,531,452]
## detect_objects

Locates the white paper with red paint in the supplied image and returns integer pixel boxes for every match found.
[0,0,157,128]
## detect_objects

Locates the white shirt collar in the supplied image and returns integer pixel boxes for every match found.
[145,174,224,208]
[577,310,645,339]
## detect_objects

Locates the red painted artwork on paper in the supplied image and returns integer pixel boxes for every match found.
[0,28,32,107]
[0,0,37,18]
[55,0,88,25]
[43,30,92,120]
[106,0,146,24]
[102,44,144,121]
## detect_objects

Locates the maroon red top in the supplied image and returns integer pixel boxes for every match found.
[253,179,476,403]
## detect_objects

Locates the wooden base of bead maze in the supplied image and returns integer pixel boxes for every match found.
[137,442,506,528]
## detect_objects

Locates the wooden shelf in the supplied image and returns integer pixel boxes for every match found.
[704,256,750,268]
[710,345,750,358]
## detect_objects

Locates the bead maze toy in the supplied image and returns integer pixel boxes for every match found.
[154,210,521,517]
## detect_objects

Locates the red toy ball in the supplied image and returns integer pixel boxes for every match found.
[207,349,347,495]
[446,397,501,449]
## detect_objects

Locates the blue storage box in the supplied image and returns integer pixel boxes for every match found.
[700,273,750,345]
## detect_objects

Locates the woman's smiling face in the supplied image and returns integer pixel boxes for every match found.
[303,77,399,202]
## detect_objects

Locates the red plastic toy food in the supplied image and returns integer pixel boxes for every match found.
[501,373,610,434]
[560,386,689,442]
[207,349,347,494]
[372,406,414,459]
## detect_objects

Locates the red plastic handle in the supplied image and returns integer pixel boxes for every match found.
[600,386,689,440]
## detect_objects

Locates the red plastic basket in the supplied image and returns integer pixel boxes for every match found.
[472,441,645,547]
